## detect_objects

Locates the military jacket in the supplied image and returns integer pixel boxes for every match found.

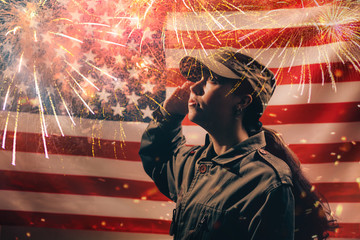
[139,108,295,240]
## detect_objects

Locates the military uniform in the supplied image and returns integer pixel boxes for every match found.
[139,108,295,240]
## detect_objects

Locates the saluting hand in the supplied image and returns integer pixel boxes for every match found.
[164,81,193,116]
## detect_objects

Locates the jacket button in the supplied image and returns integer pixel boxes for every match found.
[199,164,207,173]
[259,149,267,155]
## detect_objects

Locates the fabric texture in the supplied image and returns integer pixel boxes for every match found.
[139,107,295,240]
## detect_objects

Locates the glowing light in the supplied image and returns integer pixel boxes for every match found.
[11,100,20,165]
[335,204,343,216]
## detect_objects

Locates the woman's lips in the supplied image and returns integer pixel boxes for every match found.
[188,101,196,106]
[188,99,197,107]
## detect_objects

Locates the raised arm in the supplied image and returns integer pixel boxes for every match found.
[139,82,193,201]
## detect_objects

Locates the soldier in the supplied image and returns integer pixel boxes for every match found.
[139,48,336,240]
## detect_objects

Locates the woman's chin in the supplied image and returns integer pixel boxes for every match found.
[188,111,199,124]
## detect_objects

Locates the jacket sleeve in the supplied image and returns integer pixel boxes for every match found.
[248,184,295,240]
[138,107,191,201]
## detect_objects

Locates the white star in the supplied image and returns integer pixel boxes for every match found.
[83,25,95,36]
[127,39,139,50]
[143,55,154,65]
[69,61,82,72]
[109,26,126,38]
[101,65,114,76]
[86,75,99,85]
[83,51,97,62]
[127,92,141,105]
[29,19,39,28]
[112,102,125,116]
[142,27,156,41]
[71,41,82,49]
[115,54,126,65]
[142,81,155,93]
[57,23,68,33]
[97,88,111,102]
[113,80,128,91]
[115,0,129,14]
[99,40,110,49]
[100,12,112,25]
[141,106,153,119]
[41,32,53,44]
[128,16,140,28]
[70,10,82,22]
[127,67,139,79]
[87,0,98,10]
[55,48,67,59]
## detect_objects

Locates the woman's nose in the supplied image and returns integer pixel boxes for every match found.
[190,79,205,95]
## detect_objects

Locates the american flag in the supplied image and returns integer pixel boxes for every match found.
[0,0,359,239]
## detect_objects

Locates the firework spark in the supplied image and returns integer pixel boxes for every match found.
[167,0,359,102]
[0,0,151,163]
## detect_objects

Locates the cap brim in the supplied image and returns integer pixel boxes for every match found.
[179,55,241,82]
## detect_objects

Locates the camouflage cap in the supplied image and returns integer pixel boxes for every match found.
[179,48,276,115]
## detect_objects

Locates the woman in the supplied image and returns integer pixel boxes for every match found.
[139,48,336,240]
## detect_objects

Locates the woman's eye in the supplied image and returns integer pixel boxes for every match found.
[208,76,218,83]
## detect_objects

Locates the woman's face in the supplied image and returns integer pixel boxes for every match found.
[188,71,241,129]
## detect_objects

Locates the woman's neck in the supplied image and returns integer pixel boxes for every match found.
[207,122,249,156]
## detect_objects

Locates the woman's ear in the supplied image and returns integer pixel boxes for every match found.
[234,94,252,118]
[237,94,252,110]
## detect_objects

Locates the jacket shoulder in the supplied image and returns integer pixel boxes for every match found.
[256,149,293,187]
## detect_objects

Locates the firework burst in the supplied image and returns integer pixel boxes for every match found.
[165,0,359,102]
[0,0,165,163]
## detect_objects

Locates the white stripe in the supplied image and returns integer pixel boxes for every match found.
[0,111,359,144]
[302,162,360,183]
[0,190,175,220]
[0,111,147,142]
[0,151,153,182]
[330,239,360,240]
[182,122,360,145]
[166,81,360,105]
[267,122,360,144]
[329,202,360,223]
[270,82,360,105]
[0,190,358,223]
[166,5,340,31]
[1,226,172,240]
[165,43,355,68]
[1,151,359,184]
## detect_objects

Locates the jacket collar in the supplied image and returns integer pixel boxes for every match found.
[199,131,266,166]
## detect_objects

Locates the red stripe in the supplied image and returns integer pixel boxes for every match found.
[262,103,360,125]
[329,223,360,238]
[182,102,360,125]
[314,182,360,203]
[169,0,336,12]
[0,210,358,237]
[0,210,171,234]
[0,170,169,201]
[0,131,141,161]
[166,62,360,87]
[289,142,359,164]
[0,132,359,164]
[2,170,359,202]
[166,23,360,49]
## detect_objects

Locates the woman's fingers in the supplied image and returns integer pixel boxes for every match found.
[164,82,194,115]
